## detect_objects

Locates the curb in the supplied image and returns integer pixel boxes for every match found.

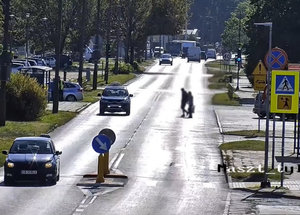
[214,109,230,183]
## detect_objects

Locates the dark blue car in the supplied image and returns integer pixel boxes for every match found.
[2,135,62,185]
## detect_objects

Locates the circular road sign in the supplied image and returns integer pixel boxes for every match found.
[264,47,288,70]
[99,128,116,144]
[92,134,111,154]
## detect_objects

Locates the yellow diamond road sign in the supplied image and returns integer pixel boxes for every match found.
[253,61,267,91]
[271,70,299,114]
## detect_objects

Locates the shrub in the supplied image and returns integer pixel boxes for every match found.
[117,63,134,74]
[6,73,47,121]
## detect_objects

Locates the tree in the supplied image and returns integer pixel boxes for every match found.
[244,0,300,84]
[221,0,252,53]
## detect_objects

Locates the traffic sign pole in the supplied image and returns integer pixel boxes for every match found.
[96,154,105,183]
[103,152,110,175]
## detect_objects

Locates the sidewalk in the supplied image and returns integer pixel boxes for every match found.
[46,101,91,113]
[215,74,300,214]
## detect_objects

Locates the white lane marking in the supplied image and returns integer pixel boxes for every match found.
[80,195,89,204]
[112,153,125,170]
[89,196,97,205]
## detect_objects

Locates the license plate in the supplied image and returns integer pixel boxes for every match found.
[21,170,37,175]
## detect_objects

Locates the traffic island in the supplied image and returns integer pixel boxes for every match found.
[77,170,128,187]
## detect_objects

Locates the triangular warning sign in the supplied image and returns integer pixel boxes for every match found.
[276,76,293,92]
[253,61,267,75]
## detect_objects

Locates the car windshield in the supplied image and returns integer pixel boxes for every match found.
[103,89,128,97]
[161,54,171,58]
[10,140,53,154]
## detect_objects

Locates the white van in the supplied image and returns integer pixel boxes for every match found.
[187,47,201,62]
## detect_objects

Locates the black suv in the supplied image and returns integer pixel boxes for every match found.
[99,85,133,115]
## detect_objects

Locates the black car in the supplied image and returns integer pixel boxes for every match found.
[2,135,62,185]
[99,84,133,115]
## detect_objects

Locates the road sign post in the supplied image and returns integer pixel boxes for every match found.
[270,70,299,187]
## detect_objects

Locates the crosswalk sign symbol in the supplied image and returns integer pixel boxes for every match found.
[271,70,299,114]
[275,75,295,94]
[277,95,292,110]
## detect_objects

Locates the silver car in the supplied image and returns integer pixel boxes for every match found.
[48,81,83,101]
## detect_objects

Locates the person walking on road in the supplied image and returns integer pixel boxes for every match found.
[187,91,194,118]
[181,88,188,117]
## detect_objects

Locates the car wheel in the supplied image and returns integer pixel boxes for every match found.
[171,62,173,66]
[159,62,161,65]
[257,113,266,118]
[66,95,77,101]
[126,108,130,116]
[100,105,105,115]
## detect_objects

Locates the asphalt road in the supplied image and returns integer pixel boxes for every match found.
[0,57,229,215]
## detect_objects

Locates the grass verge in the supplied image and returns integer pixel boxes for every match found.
[230,169,282,182]
[220,140,265,151]
[0,111,77,166]
[212,92,240,106]
[223,130,265,138]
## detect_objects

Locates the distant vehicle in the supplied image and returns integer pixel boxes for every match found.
[181,40,196,58]
[12,60,31,67]
[29,57,48,66]
[206,49,217,59]
[187,47,201,62]
[48,54,72,68]
[44,56,56,68]
[2,135,62,185]
[201,51,207,61]
[154,46,164,57]
[253,92,266,118]
[159,53,173,65]
[166,41,182,56]
[99,84,133,115]
[48,81,83,101]
[11,63,24,74]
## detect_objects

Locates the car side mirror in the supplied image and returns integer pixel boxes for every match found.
[129,94,133,97]
[56,151,62,155]
[2,150,8,155]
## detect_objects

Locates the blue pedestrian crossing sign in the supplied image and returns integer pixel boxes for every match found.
[275,75,295,94]
[271,71,299,114]
[92,134,111,154]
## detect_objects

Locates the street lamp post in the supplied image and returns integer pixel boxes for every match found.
[25,13,30,63]
[9,14,14,53]
[254,22,272,188]
[41,17,48,58]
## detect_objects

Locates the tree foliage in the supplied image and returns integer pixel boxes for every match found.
[244,0,300,83]
[0,0,191,64]
[221,1,252,53]
[189,0,244,44]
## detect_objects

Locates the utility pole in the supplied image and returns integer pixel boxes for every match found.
[53,0,63,114]
[236,10,242,91]
[0,0,11,126]
[104,0,111,84]
[78,0,87,87]
[25,13,30,64]
[93,0,101,90]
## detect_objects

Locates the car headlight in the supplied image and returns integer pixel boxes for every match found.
[7,162,14,168]
[45,162,53,168]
